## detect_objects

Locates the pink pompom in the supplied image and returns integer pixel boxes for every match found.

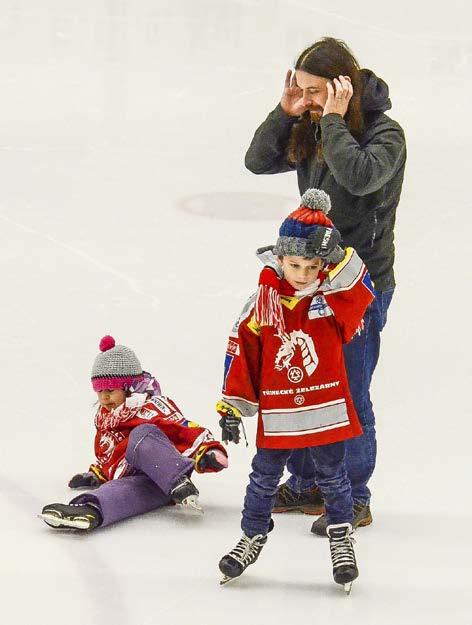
[99,335,115,352]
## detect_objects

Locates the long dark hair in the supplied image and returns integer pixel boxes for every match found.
[287,37,365,164]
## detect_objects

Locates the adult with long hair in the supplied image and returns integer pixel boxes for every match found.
[245,37,406,535]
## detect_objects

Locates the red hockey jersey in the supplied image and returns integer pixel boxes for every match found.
[222,248,375,449]
[90,394,225,481]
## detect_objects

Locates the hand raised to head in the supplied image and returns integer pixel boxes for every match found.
[323,75,353,118]
[280,69,310,117]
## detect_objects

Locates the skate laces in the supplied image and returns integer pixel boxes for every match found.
[328,526,356,569]
[229,534,265,566]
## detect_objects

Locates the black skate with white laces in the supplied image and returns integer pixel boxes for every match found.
[38,502,101,530]
[170,475,202,512]
[327,522,358,594]
[219,533,267,585]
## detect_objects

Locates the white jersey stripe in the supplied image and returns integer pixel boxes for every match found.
[262,400,348,434]
[264,420,350,437]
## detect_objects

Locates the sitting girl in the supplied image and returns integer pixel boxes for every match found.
[39,335,228,531]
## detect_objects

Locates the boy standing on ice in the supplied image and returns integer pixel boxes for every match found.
[217,189,374,592]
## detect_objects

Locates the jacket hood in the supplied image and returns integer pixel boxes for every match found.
[256,246,283,276]
[360,69,391,113]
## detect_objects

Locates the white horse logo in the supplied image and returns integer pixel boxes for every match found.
[99,432,116,462]
[274,330,318,376]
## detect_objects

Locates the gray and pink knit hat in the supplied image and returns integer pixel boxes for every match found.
[91,335,144,392]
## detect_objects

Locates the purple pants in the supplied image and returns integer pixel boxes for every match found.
[71,424,194,527]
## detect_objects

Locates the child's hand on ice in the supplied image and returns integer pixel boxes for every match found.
[68,471,102,489]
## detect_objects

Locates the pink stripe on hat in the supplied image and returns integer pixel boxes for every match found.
[91,335,144,392]
[92,374,144,392]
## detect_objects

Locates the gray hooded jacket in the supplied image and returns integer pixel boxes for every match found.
[245,70,406,291]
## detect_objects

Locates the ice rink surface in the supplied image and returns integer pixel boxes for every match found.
[1,1,471,623]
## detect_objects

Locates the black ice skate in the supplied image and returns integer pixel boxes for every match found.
[219,533,267,585]
[327,522,358,594]
[170,475,202,512]
[38,503,101,531]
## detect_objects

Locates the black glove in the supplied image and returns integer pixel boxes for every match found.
[306,225,342,259]
[216,400,242,445]
[68,471,102,489]
[219,414,242,445]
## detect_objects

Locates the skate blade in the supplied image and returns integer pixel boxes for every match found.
[343,582,353,595]
[220,575,237,586]
[180,496,203,513]
[37,513,90,530]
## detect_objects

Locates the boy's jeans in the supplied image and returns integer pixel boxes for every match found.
[286,288,394,505]
[242,442,352,538]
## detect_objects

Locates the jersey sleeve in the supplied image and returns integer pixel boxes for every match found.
[146,397,227,472]
[101,397,226,478]
[124,396,208,453]
[320,247,375,343]
[221,293,261,417]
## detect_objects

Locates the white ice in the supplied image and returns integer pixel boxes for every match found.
[1,1,471,624]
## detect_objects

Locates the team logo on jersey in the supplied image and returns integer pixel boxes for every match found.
[288,366,303,383]
[226,339,240,356]
[308,294,333,319]
[152,398,172,416]
[294,394,305,406]
[275,330,319,377]
[139,407,159,421]
[98,432,119,462]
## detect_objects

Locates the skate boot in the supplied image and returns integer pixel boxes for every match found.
[219,533,267,585]
[170,475,202,511]
[311,500,372,536]
[273,481,324,515]
[38,502,102,530]
[327,522,358,594]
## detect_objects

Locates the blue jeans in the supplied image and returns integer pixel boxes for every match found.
[242,442,353,538]
[286,288,394,505]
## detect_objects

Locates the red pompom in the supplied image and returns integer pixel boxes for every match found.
[99,335,115,352]
[288,206,334,227]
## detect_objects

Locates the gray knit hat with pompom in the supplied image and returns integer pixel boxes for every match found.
[91,335,143,392]
[272,188,339,258]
